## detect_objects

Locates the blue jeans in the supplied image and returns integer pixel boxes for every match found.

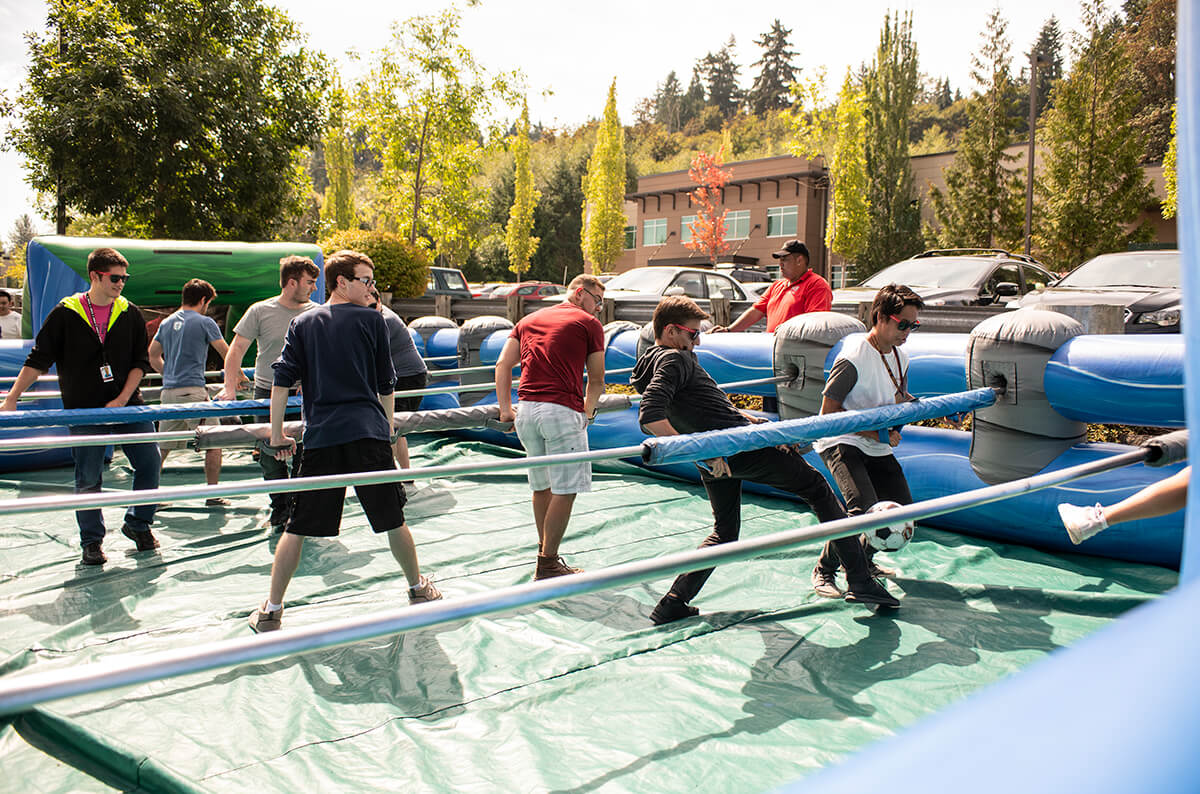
[70,421,160,547]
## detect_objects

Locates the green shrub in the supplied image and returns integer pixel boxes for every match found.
[318,230,431,298]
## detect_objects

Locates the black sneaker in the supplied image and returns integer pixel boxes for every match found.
[845,578,900,609]
[121,524,160,552]
[649,595,700,625]
[81,542,107,566]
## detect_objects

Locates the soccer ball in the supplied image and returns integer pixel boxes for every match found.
[864,500,915,552]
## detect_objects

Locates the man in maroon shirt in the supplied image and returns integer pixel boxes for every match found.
[495,274,606,580]
[714,239,832,333]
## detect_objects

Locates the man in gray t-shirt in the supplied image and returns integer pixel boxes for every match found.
[218,256,319,530]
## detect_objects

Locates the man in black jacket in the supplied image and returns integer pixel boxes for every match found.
[1,247,160,565]
[630,296,898,624]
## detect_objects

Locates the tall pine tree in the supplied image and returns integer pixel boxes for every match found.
[860,12,923,274]
[505,100,540,278]
[930,9,1025,249]
[654,71,684,132]
[748,20,798,116]
[581,80,627,273]
[1031,17,1064,118]
[698,38,742,118]
[1036,0,1154,269]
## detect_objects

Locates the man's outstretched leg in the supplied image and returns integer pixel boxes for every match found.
[250,532,304,632]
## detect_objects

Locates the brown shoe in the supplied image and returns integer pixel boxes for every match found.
[534,554,582,580]
[249,604,283,632]
[81,542,107,566]
[121,524,160,552]
[408,575,443,604]
[811,566,844,599]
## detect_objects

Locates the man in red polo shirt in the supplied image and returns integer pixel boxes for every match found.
[714,239,832,333]
[495,274,606,580]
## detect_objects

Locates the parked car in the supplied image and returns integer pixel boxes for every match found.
[471,282,510,298]
[715,264,778,284]
[424,266,473,299]
[605,266,751,303]
[493,281,569,300]
[1016,249,1181,333]
[740,282,774,299]
[832,249,1058,307]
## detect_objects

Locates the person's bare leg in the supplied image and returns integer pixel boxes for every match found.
[159,448,170,468]
[267,532,305,605]
[204,448,222,486]
[531,488,551,553]
[1105,467,1189,526]
[386,524,421,586]
[393,436,411,470]
[540,492,577,558]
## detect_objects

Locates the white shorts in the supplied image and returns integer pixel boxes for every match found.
[514,400,591,494]
[158,385,217,450]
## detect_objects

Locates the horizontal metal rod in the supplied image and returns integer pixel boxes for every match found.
[0,445,1148,716]
[0,369,251,385]
[716,374,792,391]
[0,430,196,452]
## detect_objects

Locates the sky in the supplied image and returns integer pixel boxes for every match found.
[0,0,1089,242]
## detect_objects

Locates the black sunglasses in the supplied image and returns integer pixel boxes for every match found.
[100,273,131,284]
[889,314,920,332]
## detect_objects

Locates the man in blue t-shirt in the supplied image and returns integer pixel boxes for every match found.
[150,279,232,504]
[248,250,441,633]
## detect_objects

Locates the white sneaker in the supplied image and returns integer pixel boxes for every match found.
[1058,503,1108,545]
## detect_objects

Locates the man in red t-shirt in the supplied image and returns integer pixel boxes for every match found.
[715,239,832,333]
[495,274,606,580]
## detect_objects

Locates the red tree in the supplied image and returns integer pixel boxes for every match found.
[684,148,733,265]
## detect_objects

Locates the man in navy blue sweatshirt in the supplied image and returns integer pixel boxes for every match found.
[249,250,441,633]
[631,296,898,624]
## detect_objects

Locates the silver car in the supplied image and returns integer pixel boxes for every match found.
[833,250,1057,307]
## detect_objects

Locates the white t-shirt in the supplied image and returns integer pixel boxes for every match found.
[814,334,910,457]
[0,311,22,339]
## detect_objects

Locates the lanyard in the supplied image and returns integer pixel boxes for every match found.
[82,295,109,347]
[877,346,909,402]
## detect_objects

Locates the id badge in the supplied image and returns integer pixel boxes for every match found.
[100,364,114,383]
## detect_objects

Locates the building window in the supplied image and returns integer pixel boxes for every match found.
[767,205,798,238]
[643,218,667,246]
[624,225,636,250]
[830,264,849,289]
[680,215,697,244]
[724,210,750,240]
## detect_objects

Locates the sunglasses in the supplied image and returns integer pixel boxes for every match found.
[889,314,920,332]
[670,323,701,341]
[580,287,604,306]
[100,273,131,284]
[350,275,376,288]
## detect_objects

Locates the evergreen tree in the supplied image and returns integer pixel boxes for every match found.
[828,73,870,265]
[1032,17,1064,118]
[930,9,1025,249]
[504,101,541,278]
[1120,0,1175,161]
[860,12,923,274]
[581,80,628,273]
[681,68,707,129]
[320,84,357,234]
[531,152,587,282]
[935,77,953,110]
[1036,0,1154,269]
[748,20,798,116]
[654,71,684,132]
[698,38,742,118]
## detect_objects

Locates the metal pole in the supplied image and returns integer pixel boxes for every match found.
[0,446,1148,716]
[1024,51,1043,257]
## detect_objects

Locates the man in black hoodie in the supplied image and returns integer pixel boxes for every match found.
[631,296,898,624]
[1,247,160,566]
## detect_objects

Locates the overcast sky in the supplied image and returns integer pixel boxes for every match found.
[1,0,1088,241]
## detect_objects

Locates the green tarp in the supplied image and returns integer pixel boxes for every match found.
[0,437,1177,792]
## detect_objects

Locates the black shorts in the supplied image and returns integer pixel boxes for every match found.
[395,372,428,414]
[285,439,407,537]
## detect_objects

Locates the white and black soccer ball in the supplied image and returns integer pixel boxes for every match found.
[864,500,915,552]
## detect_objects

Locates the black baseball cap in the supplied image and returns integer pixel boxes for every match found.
[772,239,810,259]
